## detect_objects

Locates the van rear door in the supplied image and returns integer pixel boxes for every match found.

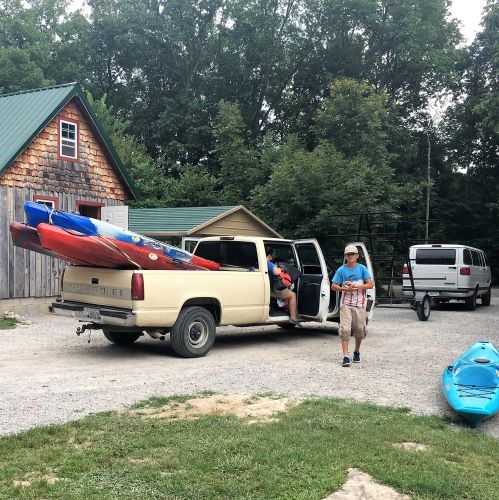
[412,247,458,294]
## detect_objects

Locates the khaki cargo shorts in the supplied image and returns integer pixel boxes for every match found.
[339,304,367,341]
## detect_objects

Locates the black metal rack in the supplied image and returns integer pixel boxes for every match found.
[323,211,436,320]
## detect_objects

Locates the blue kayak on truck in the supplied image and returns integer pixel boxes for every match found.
[23,201,220,270]
[442,341,499,426]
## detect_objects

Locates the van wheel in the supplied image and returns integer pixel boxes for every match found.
[481,287,491,306]
[170,306,216,358]
[416,295,431,321]
[103,330,142,345]
[465,289,477,310]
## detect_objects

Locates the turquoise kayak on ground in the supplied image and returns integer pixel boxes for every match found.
[442,341,499,426]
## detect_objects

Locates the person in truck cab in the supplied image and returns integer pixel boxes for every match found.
[265,247,300,325]
[331,244,373,367]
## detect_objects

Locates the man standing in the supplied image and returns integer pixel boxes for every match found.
[331,245,373,367]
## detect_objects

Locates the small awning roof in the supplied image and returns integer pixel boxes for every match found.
[129,205,282,238]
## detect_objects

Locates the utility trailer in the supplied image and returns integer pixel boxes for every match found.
[323,211,433,321]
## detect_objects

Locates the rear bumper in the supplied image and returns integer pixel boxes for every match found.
[402,287,475,299]
[52,301,136,327]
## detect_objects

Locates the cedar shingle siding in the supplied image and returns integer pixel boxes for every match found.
[2,101,128,200]
[0,84,135,301]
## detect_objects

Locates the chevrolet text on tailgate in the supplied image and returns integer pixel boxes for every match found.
[53,236,375,358]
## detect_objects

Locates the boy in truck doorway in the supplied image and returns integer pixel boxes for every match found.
[265,247,300,325]
[331,245,373,367]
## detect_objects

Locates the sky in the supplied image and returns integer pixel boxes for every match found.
[69,1,488,45]
[449,0,487,44]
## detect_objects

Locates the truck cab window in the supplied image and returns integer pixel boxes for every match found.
[265,243,296,266]
[195,241,258,269]
[295,243,322,275]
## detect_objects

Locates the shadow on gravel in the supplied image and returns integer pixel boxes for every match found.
[77,325,338,359]
[430,303,492,312]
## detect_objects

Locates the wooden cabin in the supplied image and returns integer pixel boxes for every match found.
[128,205,282,251]
[0,83,136,312]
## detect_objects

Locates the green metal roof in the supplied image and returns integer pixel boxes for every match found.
[0,83,137,198]
[129,206,238,234]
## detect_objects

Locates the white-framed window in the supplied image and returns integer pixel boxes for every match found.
[59,119,78,159]
[33,195,59,209]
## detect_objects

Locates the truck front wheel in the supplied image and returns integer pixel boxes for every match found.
[103,330,142,345]
[170,306,216,358]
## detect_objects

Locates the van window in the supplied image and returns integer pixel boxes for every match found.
[483,253,490,267]
[478,252,485,267]
[471,250,480,266]
[195,241,258,269]
[463,249,472,265]
[415,249,456,265]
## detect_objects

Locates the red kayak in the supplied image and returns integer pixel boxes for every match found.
[36,223,210,270]
[9,222,91,265]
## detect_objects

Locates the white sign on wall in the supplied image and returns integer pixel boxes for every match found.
[101,205,129,230]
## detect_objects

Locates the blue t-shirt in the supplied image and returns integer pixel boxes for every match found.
[332,263,371,308]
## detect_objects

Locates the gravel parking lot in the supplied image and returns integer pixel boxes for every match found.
[1,292,498,438]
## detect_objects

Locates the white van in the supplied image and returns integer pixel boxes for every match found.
[402,244,492,310]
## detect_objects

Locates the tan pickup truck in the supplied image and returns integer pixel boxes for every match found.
[53,236,375,357]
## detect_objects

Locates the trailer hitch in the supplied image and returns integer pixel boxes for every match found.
[76,323,102,343]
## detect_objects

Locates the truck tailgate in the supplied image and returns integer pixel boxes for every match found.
[62,267,135,309]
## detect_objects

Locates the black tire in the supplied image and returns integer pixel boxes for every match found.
[170,306,216,358]
[481,287,491,306]
[465,289,477,311]
[416,295,431,321]
[103,330,142,345]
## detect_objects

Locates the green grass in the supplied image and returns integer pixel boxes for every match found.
[0,318,17,330]
[0,397,497,499]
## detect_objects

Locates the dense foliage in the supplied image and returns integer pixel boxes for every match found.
[1,0,497,275]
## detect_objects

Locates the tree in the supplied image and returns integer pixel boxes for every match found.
[313,78,390,167]
[213,100,260,204]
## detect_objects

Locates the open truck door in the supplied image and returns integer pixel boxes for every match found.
[293,239,330,321]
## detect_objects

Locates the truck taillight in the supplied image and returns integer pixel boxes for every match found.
[402,264,409,274]
[61,267,66,292]
[131,273,144,300]
[460,267,471,276]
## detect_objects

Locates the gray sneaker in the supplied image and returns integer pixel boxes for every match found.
[353,351,361,363]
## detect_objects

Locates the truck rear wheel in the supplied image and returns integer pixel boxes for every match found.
[103,330,142,345]
[170,306,215,358]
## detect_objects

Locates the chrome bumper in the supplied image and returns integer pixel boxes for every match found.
[52,301,136,327]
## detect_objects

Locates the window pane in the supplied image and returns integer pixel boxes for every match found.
[61,144,76,157]
[471,251,480,266]
[195,241,258,268]
[296,244,321,266]
[415,249,456,265]
[36,200,55,209]
[463,249,472,265]
[269,244,296,266]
